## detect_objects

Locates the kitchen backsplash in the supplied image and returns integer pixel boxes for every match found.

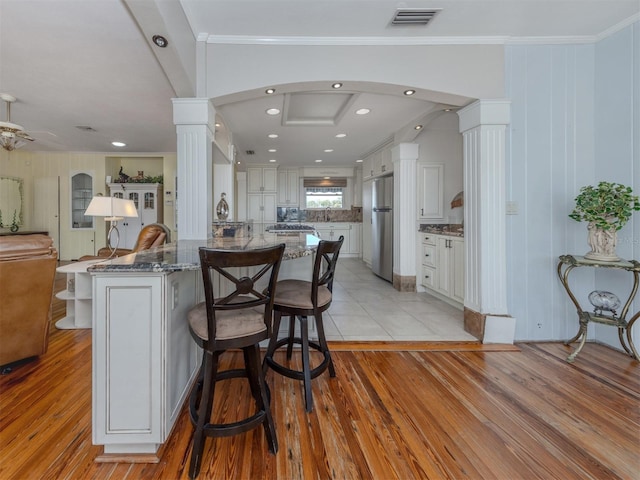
[277,207,363,223]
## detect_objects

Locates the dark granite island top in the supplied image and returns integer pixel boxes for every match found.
[87,232,321,273]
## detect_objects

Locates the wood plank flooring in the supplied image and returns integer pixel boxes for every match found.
[0,273,638,479]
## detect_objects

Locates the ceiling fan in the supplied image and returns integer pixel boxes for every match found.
[0,93,34,151]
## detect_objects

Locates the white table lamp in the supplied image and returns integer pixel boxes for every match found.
[85,196,138,258]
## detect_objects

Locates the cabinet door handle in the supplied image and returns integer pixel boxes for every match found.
[421,209,424,216]
[425,275,430,279]
[425,254,429,257]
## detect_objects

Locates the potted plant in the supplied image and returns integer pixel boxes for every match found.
[569,181,639,261]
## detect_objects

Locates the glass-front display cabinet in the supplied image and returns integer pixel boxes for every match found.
[70,172,94,229]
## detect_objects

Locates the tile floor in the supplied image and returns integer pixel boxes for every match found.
[324,258,476,342]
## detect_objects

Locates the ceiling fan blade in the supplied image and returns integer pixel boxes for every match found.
[16,131,35,142]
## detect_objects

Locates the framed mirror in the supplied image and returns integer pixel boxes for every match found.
[0,176,24,227]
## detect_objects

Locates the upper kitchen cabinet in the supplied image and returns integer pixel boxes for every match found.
[417,163,444,220]
[352,167,363,207]
[247,167,277,193]
[363,146,393,180]
[277,168,299,206]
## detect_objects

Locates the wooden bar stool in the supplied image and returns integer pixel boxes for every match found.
[263,236,344,412]
[186,244,285,479]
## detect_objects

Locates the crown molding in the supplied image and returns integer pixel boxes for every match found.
[596,12,639,41]
[205,35,508,46]
[203,15,639,47]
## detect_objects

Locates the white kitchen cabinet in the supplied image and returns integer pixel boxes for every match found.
[277,168,299,206]
[247,167,277,193]
[353,167,363,207]
[313,223,361,257]
[348,223,362,256]
[417,163,444,220]
[248,193,277,234]
[363,147,393,180]
[419,232,464,306]
[362,181,372,265]
[419,233,437,290]
[109,183,163,249]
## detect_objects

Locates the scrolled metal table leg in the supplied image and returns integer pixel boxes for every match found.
[625,311,639,361]
[566,317,589,363]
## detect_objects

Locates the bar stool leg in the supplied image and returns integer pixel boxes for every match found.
[314,311,335,377]
[189,351,218,479]
[299,315,313,412]
[245,344,278,453]
[263,311,283,376]
[286,315,296,360]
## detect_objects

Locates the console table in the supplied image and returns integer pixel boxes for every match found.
[557,255,640,362]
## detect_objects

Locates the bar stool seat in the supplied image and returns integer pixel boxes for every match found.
[263,236,344,412]
[186,244,285,479]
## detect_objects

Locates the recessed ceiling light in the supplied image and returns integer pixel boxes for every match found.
[152,35,168,48]
[315,159,323,163]
[355,108,370,115]
[414,125,423,130]
[237,161,241,165]
[444,108,452,112]
[404,89,416,96]
[324,149,333,153]
[335,133,346,138]
[332,83,343,89]
[323,177,331,180]
[268,148,277,153]
[356,159,363,163]
[268,134,278,138]
[215,122,221,127]
[269,159,277,163]
[266,108,280,115]
[111,141,126,147]
[265,88,275,94]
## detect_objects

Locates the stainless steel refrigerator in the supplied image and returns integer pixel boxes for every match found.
[371,174,393,282]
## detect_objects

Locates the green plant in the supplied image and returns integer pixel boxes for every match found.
[569,181,640,231]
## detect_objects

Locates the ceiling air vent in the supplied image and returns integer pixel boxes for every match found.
[390,8,441,26]
[75,125,97,132]
[245,150,255,155]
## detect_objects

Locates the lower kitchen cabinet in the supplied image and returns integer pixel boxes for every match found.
[313,223,361,257]
[418,232,464,305]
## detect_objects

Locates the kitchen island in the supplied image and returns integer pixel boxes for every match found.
[88,233,320,461]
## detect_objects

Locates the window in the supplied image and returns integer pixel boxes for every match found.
[305,187,343,209]
[303,177,348,209]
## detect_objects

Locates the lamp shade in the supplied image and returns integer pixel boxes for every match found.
[85,196,138,220]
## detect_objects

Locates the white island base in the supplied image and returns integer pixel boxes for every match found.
[91,243,314,461]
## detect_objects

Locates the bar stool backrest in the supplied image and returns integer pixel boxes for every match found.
[198,244,285,350]
[311,236,344,304]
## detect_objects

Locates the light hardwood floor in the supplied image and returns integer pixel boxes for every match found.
[0,270,638,479]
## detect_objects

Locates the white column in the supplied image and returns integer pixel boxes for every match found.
[172,98,215,239]
[458,99,514,342]
[391,143,419,290]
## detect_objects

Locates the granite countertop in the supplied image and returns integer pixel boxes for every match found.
[88,233,320,273]
[419,224,464,237]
